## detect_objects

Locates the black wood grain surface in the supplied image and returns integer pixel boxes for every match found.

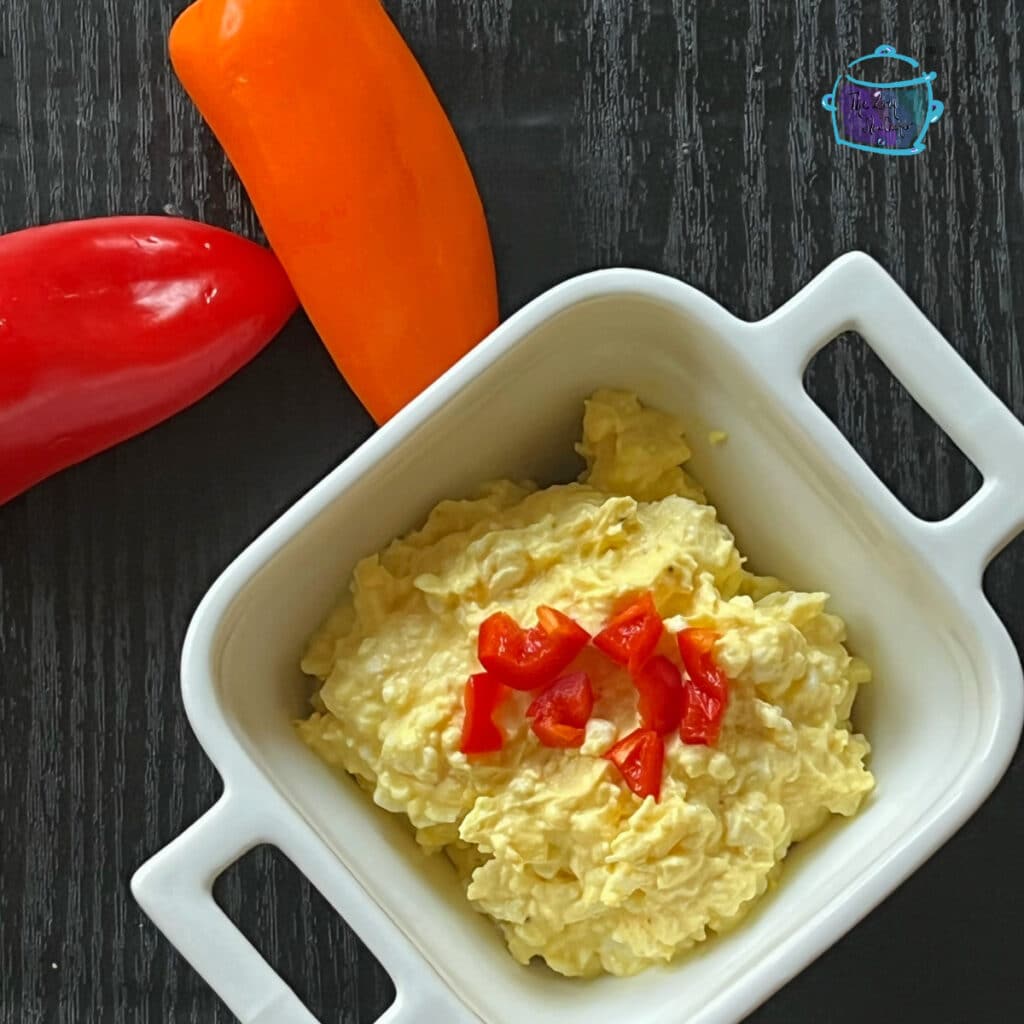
[2,1,1022,1021]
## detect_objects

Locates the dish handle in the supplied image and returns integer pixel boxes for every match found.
[133,789,478,1024]
[752,251,1024,582]
[132,795,318,1024]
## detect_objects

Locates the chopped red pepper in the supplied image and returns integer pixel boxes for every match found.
[676,628,727,698]
[535,605,590,646]
[594,591,663,669]
[604,728,665,800]
[459,672,507,754]
[478,607,590,691]
[526,671,594,748]
[679,684,726,746]
[632,655,684,733]
[676,628,729,745]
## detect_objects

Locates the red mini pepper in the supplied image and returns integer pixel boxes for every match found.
[677,629,729,746]
[594,592,664,670]
[459,672,507,754]
[632,655,684,734]
[0,216,297,506]
[526,671,594,748]
[477,607,590,691]
[604,728,665,801]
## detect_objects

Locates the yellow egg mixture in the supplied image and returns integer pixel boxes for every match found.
[298,390,874,978]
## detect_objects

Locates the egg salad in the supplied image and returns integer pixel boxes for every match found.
[297,389,874,978]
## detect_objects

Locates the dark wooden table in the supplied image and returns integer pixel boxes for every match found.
[2,1,1022,1021]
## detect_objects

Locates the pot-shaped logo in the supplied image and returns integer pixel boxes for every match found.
[822,44,943,155]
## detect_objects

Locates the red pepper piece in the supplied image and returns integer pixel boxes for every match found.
[679,684,726,746]
[676,628,727,699]
[459,672,507,754]
[632,655,684,733]
[478,607,590,691]
[526,671,594,748]
[604,728,665,800]
[594,592,664,669]
[0,216,298,506]
[535,606,591,649]
[531,721,585,747]
[677,628,729,745]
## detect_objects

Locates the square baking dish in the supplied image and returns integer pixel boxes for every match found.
[133,252,1024,1024]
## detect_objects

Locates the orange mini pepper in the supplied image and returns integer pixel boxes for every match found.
[169,0,499,423]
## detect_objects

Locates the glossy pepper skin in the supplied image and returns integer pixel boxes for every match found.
[460,673,507,755]
[526,671,594,748]
[677,629,729,745]
[478,608,590,691]
[604,728,665,801]
[169,0,499,424]
[0,216,297,507]
[632,655,684,734]
[594,591,664,670]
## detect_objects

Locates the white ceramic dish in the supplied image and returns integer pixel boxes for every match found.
[133,252,1024,1024]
